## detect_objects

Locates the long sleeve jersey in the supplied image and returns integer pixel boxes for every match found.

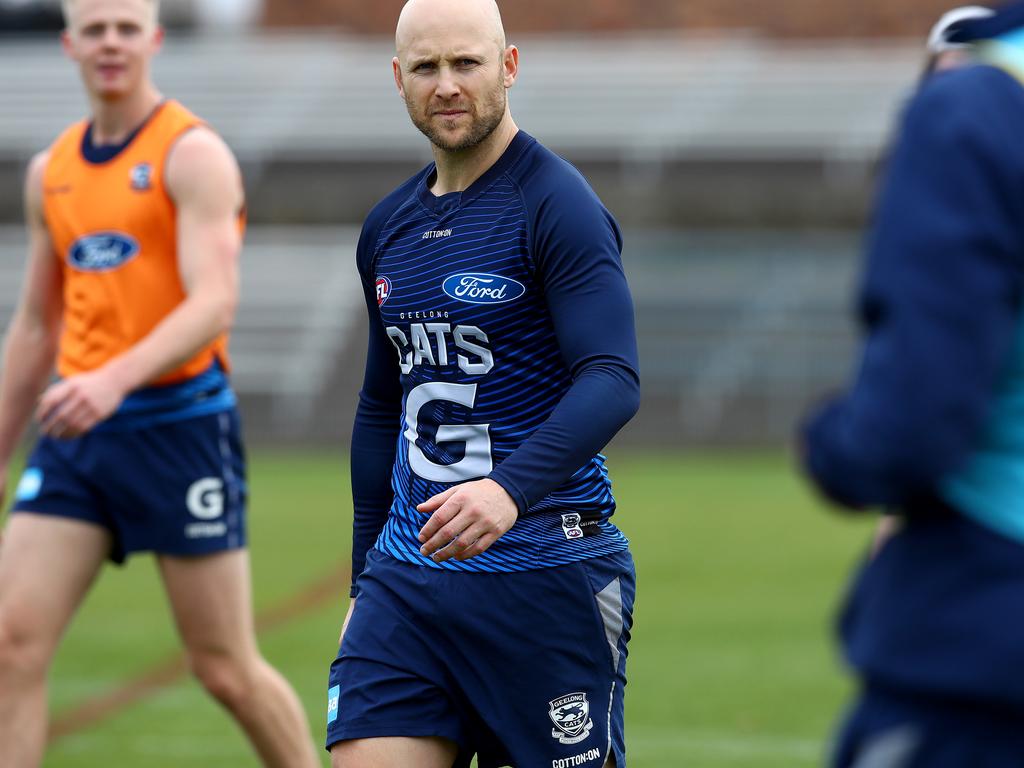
[349,131,640,595]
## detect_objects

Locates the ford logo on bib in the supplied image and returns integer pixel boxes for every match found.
[442,273,526,305]
[68,232,140,272]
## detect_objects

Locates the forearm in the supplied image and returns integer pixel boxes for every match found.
[102,287,234,393]
[349,394,399,596]
[0,316,58,465]
[349,449,393,597]
[488,362,639,513]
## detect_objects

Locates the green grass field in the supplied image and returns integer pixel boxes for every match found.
[34,450,872,767]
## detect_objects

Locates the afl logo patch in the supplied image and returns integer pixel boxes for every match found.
[442,273,526,305]
[68,232,140,272]
[376,276,392,307]
[130,162,152,191]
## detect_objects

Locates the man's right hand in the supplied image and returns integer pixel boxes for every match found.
[36,368,128,439]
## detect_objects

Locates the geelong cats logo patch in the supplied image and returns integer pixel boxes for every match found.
[548,692,594,745]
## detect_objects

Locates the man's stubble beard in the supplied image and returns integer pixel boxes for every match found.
[407,74,507,153]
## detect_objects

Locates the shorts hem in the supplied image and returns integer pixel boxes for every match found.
[147,538,248,559]
[8,507,123,562]
[325,722,464,752]
[10,504,106,527]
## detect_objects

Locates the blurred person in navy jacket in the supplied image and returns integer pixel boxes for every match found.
[801,2,1024,765]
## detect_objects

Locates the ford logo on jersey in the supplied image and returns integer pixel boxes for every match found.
[68,232,140,272]
[442,273,526,304]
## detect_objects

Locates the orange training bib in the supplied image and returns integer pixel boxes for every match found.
[42,100,237,386]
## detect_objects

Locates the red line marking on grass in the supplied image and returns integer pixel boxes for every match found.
[48,565,349,743]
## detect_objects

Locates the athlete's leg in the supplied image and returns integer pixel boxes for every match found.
[330,736,459,768]
[157,549,319,768]
[0,514,110,768]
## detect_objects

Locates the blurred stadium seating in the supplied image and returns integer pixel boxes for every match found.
[0,32,922,445]
[0,34,919,160]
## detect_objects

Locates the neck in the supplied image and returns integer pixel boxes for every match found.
[89,84,163,145]
[430,114,519,196]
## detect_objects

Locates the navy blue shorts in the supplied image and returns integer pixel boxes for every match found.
[11,409,246,563]
[833,685,1024,768]
[326,548,636,768]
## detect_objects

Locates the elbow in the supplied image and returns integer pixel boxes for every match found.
[198,288,238,337]
[601,376,640,439]
[621,379,641,426]
[215,293,238,335]
[583,361,641,429]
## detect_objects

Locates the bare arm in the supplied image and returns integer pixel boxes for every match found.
[0,152,63,482]
[37,128,243,437]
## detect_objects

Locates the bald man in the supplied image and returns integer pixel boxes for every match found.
[325,1,640,766]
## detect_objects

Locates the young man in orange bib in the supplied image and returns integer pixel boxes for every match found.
[0,1,319,765]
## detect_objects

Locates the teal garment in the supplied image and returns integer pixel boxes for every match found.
[940,31,1024,543]
[983,27,1024,75]
[942,310,1024,543]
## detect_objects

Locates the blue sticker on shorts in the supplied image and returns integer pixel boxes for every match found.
[327,684,340,724]
[14,468,43,502]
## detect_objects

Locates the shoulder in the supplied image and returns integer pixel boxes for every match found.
[166,126,238,178]
[509,136,614,228]
[507,136,619,250]
[365,166,430,230]
[25,149,50,189]
[886,64,1024,208]
[907,64,1024,142]
[919,62,1024,103]
[48,118,88,154]
[357,166,432,272]
[165,126,241,204]
[510,136,600,203]
[24,150,51,211]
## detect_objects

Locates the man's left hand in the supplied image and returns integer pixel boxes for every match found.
[417,479,519,563]
[36,369,126,439]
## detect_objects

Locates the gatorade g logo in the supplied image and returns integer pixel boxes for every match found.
[186,478,225,520]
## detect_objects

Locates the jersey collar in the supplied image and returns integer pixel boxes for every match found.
[416,130,534,217]
[80,100,167,165]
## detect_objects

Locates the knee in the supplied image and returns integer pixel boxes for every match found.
[187,649,257,712]
[0,613,50,680]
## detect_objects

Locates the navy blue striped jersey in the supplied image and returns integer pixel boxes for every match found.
[349,131,639,590]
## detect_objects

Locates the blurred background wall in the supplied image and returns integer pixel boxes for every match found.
[0,0,953,445]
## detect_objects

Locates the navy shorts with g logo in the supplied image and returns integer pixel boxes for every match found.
[326,547,636,768]
[11,408,246,563]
